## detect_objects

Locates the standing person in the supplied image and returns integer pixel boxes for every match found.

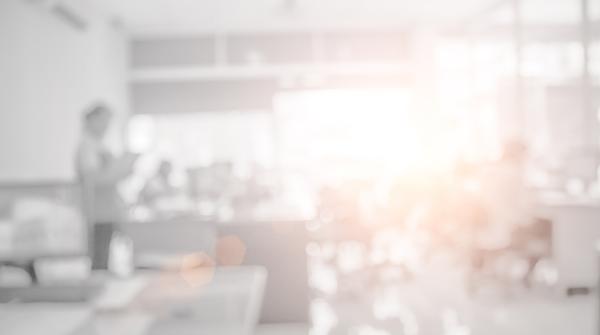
[470,140,532,290]
[76,103,137,270]
[478,140,530,252]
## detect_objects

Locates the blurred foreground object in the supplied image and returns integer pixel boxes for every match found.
[0,266,266,335]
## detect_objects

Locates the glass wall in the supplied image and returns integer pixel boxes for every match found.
[436,2,517,163]
[440,0,600,193]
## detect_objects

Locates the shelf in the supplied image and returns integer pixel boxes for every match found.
[131,63,413,83]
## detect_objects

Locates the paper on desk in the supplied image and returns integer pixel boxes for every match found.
[93,277,148,311]
[35,258,91,284]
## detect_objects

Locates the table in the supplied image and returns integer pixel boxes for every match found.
[0,251,84,284]
[0,266,267,335]
[536,199,600,291]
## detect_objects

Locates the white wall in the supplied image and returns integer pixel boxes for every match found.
[0,0,129,183]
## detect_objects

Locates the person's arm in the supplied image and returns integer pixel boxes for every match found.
[78,148,136,187]
[99,154,138,184]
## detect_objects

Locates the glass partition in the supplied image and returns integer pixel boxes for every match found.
[444,0,600,192]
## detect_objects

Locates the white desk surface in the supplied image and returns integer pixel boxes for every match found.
[0,266,266,335]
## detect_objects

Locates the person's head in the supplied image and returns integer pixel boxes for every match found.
[158,160,173,178]
[83,103,112,138]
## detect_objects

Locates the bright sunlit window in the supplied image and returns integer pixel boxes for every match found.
[127,111,276,175]
[274,88,483,182]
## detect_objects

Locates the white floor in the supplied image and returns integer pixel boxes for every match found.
[256,324,311,335]
[256,296,596,335]
[303,249,598,335]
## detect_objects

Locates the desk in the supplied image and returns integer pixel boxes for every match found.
[123,220,217,258]
[537,198,600,290]
[0,266,266,335]
[0,251,84,284]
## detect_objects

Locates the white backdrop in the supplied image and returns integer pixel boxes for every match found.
[0,0,129,183]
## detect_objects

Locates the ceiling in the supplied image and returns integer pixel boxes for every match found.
[93,0,501,36]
